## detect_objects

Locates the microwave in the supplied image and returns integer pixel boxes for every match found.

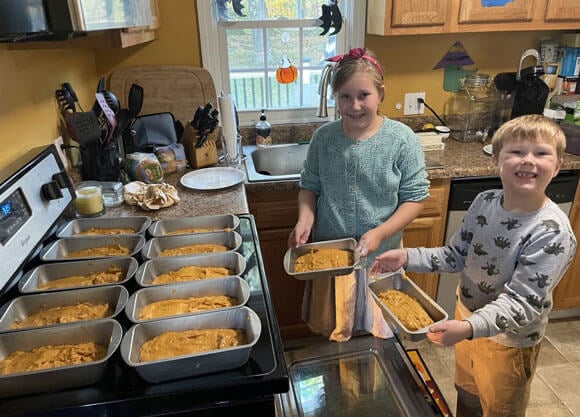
[0,0,152,42]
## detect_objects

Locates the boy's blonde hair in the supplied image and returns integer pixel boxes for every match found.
[491,114,566,159]
[330,49,384,103]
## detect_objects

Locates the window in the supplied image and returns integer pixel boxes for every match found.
[197,0,366,126]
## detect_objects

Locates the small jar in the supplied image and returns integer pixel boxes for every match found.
[74,181,105,217]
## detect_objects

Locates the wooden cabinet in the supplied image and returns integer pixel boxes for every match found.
[247,189,311,340]
[402,178,450,299]
[553,179,580,311]
[367,0,580,35]
[8,0,158,50]
[248,178,451,338]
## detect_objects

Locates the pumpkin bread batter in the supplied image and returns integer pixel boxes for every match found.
[378,289,434,331]
[75,227,136,236]
[37,266,125,290]
[65,245,131,258]
[166,227,232,235]
[138,295,238,320]
[294,248,354,272]
[159,244,228,257]
[140,328,247,362]
[11,303,111,329]
[151,266,232,285]
[0,342,107,375]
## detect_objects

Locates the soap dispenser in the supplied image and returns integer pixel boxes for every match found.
[255,109,272,147]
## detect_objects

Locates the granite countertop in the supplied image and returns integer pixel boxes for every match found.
[102,168,249,221]
[100,138,580,219]
[244,139,580,193]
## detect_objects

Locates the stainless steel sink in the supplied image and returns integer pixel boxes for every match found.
[244,143,309,182]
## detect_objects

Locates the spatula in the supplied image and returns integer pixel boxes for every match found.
[128,83,144,119]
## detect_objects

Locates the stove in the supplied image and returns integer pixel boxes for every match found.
[0,145,289,417]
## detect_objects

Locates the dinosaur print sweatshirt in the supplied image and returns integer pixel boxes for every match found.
[406,189,576,348]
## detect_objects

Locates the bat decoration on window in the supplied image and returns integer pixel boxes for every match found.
[216,0,246,19]
[318,0,342,36]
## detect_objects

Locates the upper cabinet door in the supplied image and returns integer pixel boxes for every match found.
[391,0,448,27]
[545,0,580,21]
[459,0,535,23]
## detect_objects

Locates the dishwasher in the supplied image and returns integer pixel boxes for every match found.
[436,171,579,318]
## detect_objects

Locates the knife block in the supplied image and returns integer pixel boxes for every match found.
[182,122,218,169]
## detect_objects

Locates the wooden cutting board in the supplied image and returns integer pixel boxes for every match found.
[109,65,217,125]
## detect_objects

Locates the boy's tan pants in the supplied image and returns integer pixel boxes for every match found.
[454,306,541,417]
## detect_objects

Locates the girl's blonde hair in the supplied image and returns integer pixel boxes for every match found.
[330,48,384,103]
[491,114,566,159]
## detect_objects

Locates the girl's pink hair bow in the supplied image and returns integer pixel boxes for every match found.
[326,48,383,77]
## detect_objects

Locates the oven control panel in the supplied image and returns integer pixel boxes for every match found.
[0,145,72,293]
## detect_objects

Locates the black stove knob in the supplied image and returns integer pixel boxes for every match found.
[41,180,63,200]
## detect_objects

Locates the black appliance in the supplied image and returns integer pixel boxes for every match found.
[0,145,289,416]
[0,0,152,42]
[494,48,550,120]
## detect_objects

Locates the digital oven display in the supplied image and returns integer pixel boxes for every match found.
[0,188,32,246]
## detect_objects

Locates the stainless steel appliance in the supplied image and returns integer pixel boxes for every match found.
[0,0,152,42]
[276,335,448,417]
[0,145,289,416]
[436,171,579,318]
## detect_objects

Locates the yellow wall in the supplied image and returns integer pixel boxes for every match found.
[0,0,568,170]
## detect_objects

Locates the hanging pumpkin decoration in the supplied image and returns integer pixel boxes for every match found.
[276,54,298,84]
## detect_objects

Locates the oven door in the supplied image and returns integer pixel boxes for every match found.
[276,335,445,417]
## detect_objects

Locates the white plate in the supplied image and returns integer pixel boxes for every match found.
[483,144,493,156]
[180,167,245,191]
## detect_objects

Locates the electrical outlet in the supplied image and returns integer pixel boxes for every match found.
[403,92,426,115]
[54,136,69,171]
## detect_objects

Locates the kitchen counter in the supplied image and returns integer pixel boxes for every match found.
[244,139,580,193]
[103,168,249,220]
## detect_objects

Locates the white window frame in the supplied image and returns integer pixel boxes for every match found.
[196,0,366,126]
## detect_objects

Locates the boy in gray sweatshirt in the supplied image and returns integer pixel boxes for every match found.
[371,114,576,417]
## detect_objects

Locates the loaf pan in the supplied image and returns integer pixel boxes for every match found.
[0,285,129,332]
[148,214,240,237]
[141,231,242,260]
[120,306,261,383]
[56,216,152,238]
[125,276,250,323]
[283,238,358,280]
[19,257,138,294]
[368,272,448,342]
[0,319,122,398]
[40,235,146,262]
[135,252,247,287]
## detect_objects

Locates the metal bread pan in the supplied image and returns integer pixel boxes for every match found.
[120,306,261,383]
[283,238,358,280]
[0,319,122,398]
[0,285,129,332]
[368,272,448,342]
[57,216,152,238]
[125,276,250,323]
[148,214,240,237]
[141,231,242,260]
[40,234,146,262]
[19,257,138,294]
[135,252,246,287]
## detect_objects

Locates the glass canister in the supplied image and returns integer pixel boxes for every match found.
[444,73,500,142]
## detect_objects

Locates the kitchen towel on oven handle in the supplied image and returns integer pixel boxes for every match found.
[132,112,179,151]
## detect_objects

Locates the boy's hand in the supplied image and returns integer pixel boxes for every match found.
[370,249,408,274]
[427,320,473,346]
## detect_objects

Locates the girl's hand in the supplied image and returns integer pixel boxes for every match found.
[370,249,408,274]
[427,320,473,347]
[288,222,312,248]
[357,229,383,256]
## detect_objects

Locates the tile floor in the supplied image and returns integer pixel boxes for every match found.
[407,317,580,417]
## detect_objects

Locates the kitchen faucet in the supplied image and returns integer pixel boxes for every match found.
[316,63,340,119]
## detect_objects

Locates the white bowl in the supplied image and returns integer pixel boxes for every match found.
[435,126,451,138]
